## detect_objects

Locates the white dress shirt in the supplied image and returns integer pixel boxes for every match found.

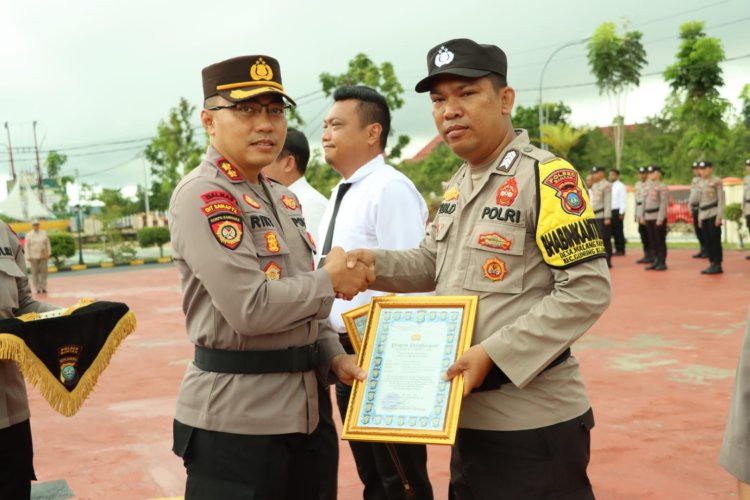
[289,176,329,246]
[317,154,428,333]
[611,179,626,213]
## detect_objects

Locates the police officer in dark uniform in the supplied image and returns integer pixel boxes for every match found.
[641,165,668,271]
[689,161,707,259]
[634,166,652,264]
[691,160,725,275]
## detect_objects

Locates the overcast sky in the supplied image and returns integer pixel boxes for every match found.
[1,0,748,199]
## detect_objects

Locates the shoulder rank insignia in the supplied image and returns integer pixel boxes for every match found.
[498,149,518,172]
[443,187,460,202]
[264,231,280,253]
[209,214,243,250]
[281,194,299,211]
[478,232,512,251]
[496,177,518,206]
[263,261,282,281]
[482,257,507,281]
[201,190,237,205]
[242,194,261,209]
[215,158,244,182]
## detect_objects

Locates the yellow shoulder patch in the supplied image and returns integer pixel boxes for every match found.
[536,158,605,268]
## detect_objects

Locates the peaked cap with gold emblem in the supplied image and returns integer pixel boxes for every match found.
[202,55,296,105]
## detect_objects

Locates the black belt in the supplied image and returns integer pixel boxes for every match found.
[700,202,718,210]
[593,208,604,214]
[472,348,571,393]
[744,199,750,203]
[645,208,659,213]
[194,343,320,374]
[636,201,643,206]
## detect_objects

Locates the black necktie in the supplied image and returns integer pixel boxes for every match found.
[319,183,352,266]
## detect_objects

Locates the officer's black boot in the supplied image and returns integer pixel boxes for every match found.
[692,247,708,258]
[645,258,659,270]
[703,262,723,275]
[653,256,667,271]
[637,252,655,264]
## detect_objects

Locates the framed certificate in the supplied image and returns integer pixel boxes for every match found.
[341,303,370,354]
[341,295,477,446]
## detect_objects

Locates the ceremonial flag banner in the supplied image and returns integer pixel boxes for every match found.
[0,300,136,416]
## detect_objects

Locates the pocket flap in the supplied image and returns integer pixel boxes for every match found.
[0,257,25,278]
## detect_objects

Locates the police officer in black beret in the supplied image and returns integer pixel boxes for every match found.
[634,166,653,263]
[689,161,708,259]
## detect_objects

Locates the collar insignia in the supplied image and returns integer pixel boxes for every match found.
[281,194,299,211]
[498,150,518,172]
[496,177,519,206]
[216,158,243,182]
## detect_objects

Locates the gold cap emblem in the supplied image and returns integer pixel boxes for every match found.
[250,57,273,81]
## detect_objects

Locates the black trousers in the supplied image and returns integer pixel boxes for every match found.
[336,381,434,500]
[595,218,612,263]
[701,216,723,265]
[638,222,650,254]
[173,420,317,500]
[645,220,667,262]
[746,215,750,233]
[310,384,339,500]
[0,419,35,500]
[611,209,625,253]
[693,209,705,251]
[449,409,595,500]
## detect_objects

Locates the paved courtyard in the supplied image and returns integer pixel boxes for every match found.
[25,248,750,499]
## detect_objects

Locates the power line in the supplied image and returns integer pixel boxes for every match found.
[78,154,141,178]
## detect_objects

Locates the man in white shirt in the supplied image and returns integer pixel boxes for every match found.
[317,85,433,500]
[262,127,329,244]
[609,169,627,256]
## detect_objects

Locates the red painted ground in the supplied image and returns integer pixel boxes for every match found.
[26,249,750,499]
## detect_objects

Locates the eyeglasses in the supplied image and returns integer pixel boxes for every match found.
[207,102,291,118]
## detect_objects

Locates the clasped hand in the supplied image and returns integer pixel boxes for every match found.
[323,247,374,300]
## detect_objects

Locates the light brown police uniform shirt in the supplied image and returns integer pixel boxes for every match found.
[742,175,750,217]
[169,146,344,436]
[370,130,611,431]
[691,175,725,221]
[589,179,612,220]
[634,180,646,222]
[24,229,50,260]
[642,180,668,222]
[0,224,56,429]
[689,175,701,212]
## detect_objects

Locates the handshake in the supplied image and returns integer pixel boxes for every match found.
[322,247,375,300]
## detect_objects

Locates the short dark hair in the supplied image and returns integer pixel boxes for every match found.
[280,128,310,175]
[486,73,507,90]
[333,85,390,150]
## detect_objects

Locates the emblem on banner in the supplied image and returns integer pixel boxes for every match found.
[58,345,82,386]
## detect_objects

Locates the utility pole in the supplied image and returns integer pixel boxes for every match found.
[3,122,16,182]
[142,155,150,227]
[75,169,84,265]
[32,121,44,204]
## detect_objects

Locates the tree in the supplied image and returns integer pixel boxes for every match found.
[740,84,750,127]
[305,149,341,198]
[587,21,647,171]
[399,142,463,204]
[137,226,171,258]
[663,21,729,172]
[145,98,204,211]
[44,150,74,212]
[49,232,76,267]
[45,150,67,178]
[319,53,410,160]
[512,102,571,147]
[539,124,587,159]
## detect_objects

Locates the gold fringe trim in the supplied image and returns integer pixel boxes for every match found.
[0,311,137,417]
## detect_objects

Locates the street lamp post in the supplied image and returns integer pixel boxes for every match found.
[538,36,591,150]
[76,204,84,265]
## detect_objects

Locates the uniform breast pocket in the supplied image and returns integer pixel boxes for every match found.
[463,222,526,295]
[434,217,454,280]
[251,230,290,280]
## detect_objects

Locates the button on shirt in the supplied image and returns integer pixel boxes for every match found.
[317,154,428,333]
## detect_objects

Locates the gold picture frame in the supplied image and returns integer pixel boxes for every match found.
[341,295,477,446]
[341,303,371,354]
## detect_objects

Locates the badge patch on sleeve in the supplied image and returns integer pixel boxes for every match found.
[281,195,299,211]
[201,190,237,205]
[264,261,282,281]
[536,159,605,268]
[496,177,518,206]
[482,257,507,281]
[209,214,243,250]
[201,202,240,217]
